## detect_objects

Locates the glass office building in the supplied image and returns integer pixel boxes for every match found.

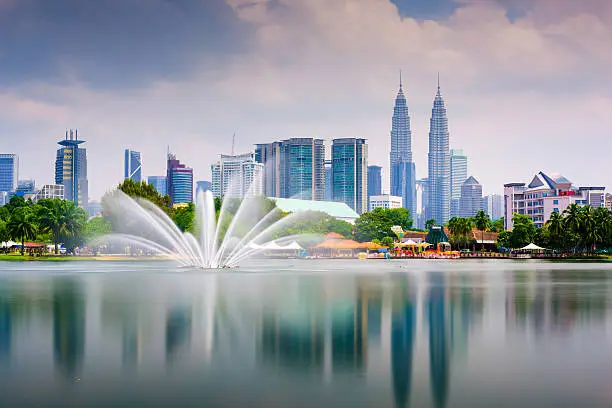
[0,154,18,193]
[55,130,88,206]
[148,176,167,197]
[332,138,368,214]
[167,154,193,205]
[124,149,142,182]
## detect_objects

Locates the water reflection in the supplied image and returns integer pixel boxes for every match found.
[0,261,611,407]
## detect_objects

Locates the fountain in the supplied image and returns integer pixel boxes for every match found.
[98,189,312,269]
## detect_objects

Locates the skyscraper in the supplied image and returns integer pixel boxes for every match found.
[167,153,193,205]
[426,78,451,225]
[211,152,264,199]
[0,154,18,193]
[367,165,382,199]
[148,176,167,197]
[484,194,503,220]
[325,160,333,201]
[332,138,367,214]
[55,130,88,206]
[450,149,468,217]
[255,138,325,200]
[16,180,36,198]
[390,73,416,217]
[124,149,142,182]
[458,176,483,218]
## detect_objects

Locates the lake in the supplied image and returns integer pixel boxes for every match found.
[1,259,612,407]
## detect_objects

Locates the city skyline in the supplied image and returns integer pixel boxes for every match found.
[1,1,611,201]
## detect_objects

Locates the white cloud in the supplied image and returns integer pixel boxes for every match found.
[2,0,612,199]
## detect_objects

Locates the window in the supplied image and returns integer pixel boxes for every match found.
[553,199,558,205]
[554,208,559,213]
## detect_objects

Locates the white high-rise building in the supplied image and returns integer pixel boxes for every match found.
[484,194,503,220]
[36,184,65,201]
[369,194,402,211]
[450,149,467,217]
[211,152,264,199]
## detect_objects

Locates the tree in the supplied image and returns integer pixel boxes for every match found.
[544,211,564,250]
[490,218,504,233]
[507,213,536,249]
[354,211,394,242]
[563,203,584,252]
[327,218,353,238]
[36,199,88,254]
[7,207,38,255]
[85,216,113,238]
[447,217,472,249]
[118,179,172,212]
[473,210,491,251]
[425,219,436,230]
[373,207,413,231]
[0,219,8,243]
[172,203,196,233]
[381,236,395,248]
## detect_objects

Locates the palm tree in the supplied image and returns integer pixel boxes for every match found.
[425,219,436,230]
[7,207,38,255]
[563,204,584,253]
[473,210,491,251]
[37,199,87,254]
[544,210,564,250]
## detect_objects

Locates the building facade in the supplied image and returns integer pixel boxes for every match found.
[255,138,325,200]
[36,184,65,201]
[211,152,264,199]
[426,81,451,225]
[124,149,142,182]
[450,149,468,217]
[16,180,36,196]
[458,176,483,218]
[325,160,333,202]
[367,165,382,199]
[167,154,193,204]
[389,75,416,217]
[369,194,402,211]
[148,176,167,197]
[504,172,605,229]
[332,138,368,214]
[196,181,212,195]
[484,194,504,220]
[415,178,428,229]
[606,193,612,211]
[0,154,18,193]
[55,129,88,206]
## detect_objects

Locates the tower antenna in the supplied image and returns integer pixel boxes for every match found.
[399,69,403,89]
[232,132,236,156]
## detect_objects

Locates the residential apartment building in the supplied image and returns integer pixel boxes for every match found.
[504,172,605,229]
[211,152,264,199]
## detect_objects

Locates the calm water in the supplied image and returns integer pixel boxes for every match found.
[1,259,612,407]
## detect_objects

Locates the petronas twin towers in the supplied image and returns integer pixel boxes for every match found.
[390,73,451,225]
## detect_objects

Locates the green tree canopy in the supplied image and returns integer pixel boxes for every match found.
[36,199,88,254]
[118,179,172,212]
[7,207,38,255]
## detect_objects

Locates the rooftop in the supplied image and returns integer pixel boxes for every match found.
[270,197,359,220]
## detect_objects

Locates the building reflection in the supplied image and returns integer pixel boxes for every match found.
[53,279,85,379]
[166,307,192,363]
[390,276,416,408]
[0,297,11,361]
[428,272,452,408]
[506,270,609,337]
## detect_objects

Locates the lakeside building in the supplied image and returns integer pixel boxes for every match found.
[450,149,468,217]
[167,153,193,204]
[367,165,382,199]
[36,184,65,201]
[484,194,503,220]
[458,176,483,218]
[369,194,402,211]
[55,130,88,206]
[389,74,416,217]
[0,154,18,194]
[426,78,451,225]
[255,138,325,201]
[211,152,263,199]
[332,138,368,214]
[124,149,142,182]
[148,176,167,197]
[504,172,605,229]
[271,197,359,224]
[606,193,612,211]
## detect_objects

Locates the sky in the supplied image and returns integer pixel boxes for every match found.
[1,0,612,201]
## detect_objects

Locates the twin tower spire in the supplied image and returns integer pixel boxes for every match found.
[390,71,450,226]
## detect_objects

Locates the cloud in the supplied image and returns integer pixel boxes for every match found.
[1,0,611,199]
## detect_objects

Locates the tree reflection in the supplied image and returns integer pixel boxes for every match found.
[53,279,85,379]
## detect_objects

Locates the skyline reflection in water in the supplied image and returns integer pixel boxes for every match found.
[0,260,611,407]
